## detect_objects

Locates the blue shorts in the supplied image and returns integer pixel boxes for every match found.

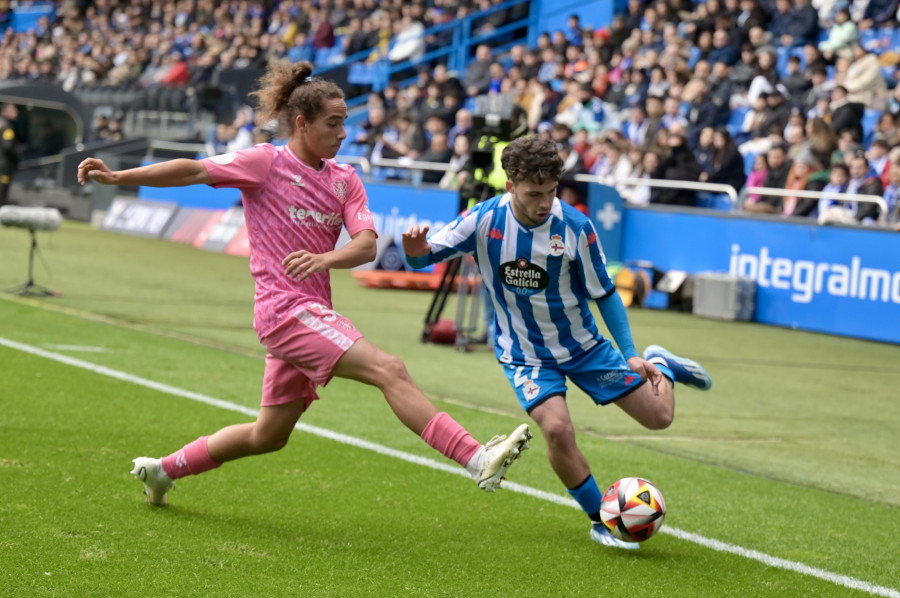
[501,341,645,413]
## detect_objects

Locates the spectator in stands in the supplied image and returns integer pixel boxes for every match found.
[779,0,820,48]
[558,142,589,211]
[881,148,900,217]
[623,149,658,207]
[650,133,702,206]
[846,151,886,223]
[694,126,715,175]
[80,60,531,506]
[623,103,650,148]
[780,55,812,100]
[857,0,900,31]
[757,88,793,139]
[805,116,840,168]
[465,44,493,97]
[832,128,864,167]
[742,152,769,209]
[387,14,425,63]
[747,48,779,105]
[311,9,336,50]
[818,8,858,61]
[343,17,376,58]
[287,31,315,64]
[708,60,734,110]
[767,0,794,44]
[592,136,632,187]
[764,142,792,189]
[829,85,865,142]
[685,76,723,149]
[439,134,472,190]
[782,149,822,216]
[816,162,853,222]
[432,63,465,100]
[843,44,889,111]
[731,43,759,93]
[417,131,453,184]
[205,122,236,157]
[707,28,739,66]
[869,138,892,185]
[736,0,771,44]
[706,129,747,192]
[874,112,900,148]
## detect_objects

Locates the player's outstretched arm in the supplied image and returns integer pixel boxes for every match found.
[401,224,431,257]
[77,158,212,188]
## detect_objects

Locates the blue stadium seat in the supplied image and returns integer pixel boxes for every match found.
[727,105,750,138]
[862,108,882,148]
[696,192,734,211]
[743,151,757,178]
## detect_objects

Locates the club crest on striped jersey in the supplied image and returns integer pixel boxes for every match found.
[332,180,348,201]
[499,258,548,295]
[548,234,565,256]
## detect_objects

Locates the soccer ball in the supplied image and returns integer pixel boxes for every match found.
[599,477,666,543]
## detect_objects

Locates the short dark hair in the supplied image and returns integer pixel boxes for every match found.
[501,136,564,184]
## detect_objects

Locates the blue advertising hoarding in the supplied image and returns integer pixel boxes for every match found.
[621,208,900,344]
[364,182,459,239]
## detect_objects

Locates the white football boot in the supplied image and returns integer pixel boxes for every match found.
[467,424,532,492]
[590,523,641,550]
[130,457,175,506]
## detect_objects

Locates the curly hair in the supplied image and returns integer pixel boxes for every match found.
[500,136,564,184]
[249,60,345,138]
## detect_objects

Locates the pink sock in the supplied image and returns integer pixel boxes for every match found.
[160,436,222,480]
[420,412,481,466]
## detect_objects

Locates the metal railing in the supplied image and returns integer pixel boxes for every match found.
[746,187,891,225]
[575,175,741,211]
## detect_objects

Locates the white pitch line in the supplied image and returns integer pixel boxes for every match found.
[1,335,897,598]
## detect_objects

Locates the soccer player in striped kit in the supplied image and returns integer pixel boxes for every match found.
[77,60,531,507]
[402,136,712,549]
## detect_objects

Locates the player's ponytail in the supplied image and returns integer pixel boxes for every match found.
[250,60,344,139]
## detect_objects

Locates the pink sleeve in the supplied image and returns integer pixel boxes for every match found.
[201,145,273,192]
[342,169,377,237]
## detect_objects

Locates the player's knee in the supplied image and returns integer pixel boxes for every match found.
[644,407,674,430]
[539,417,576,449]
[373,352,412,388]
[250,428,292,454]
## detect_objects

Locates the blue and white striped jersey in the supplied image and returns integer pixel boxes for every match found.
[422,193,616,366]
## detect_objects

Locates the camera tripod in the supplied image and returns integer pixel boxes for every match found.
[6,228,58,297]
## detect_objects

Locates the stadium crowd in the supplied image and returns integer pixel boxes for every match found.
[3,0,900,226]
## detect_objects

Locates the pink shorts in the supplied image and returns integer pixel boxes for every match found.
[259,302,364,408]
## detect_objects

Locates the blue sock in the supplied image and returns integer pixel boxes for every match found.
[567,475,603,521]
[654,363,674,385]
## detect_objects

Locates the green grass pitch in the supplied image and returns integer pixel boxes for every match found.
[0,222,898,597]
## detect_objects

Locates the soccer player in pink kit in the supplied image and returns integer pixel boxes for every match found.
[76,60,531,506]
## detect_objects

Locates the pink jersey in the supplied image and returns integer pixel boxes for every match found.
[202,144,375,337]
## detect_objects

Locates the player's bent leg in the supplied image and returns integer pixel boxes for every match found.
[643,345,712,391]
[332,337,437,434]
[334,338,531,490]
[615,381,675,430]
[207,399,308,462]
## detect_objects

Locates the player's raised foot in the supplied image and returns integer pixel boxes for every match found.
[643,345,712,391]
[130,457,174,506]
[469,424,532,492]
[590,523,641,550]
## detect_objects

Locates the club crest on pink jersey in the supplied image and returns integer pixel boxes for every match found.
[333,180,348,202]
